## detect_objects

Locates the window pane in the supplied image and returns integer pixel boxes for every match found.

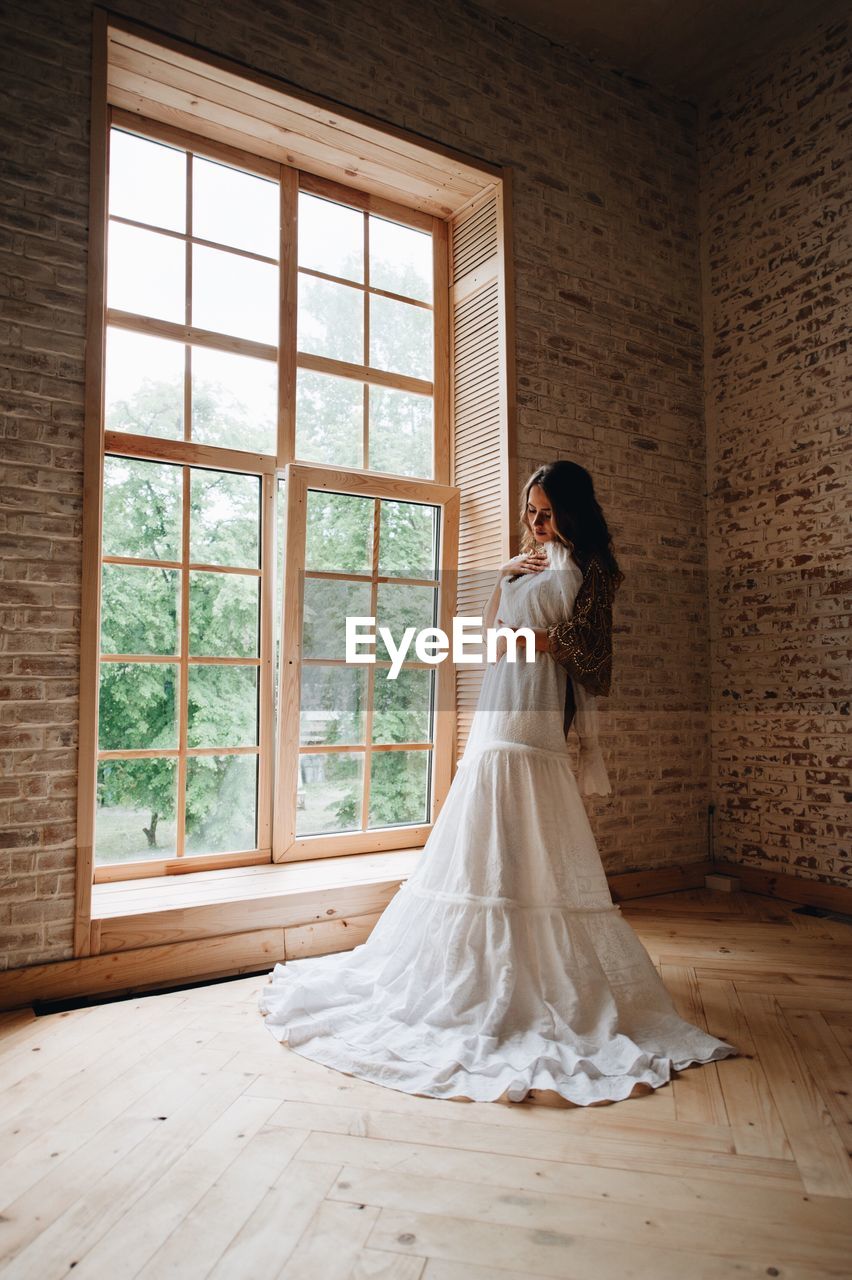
[302,578,372,661]
[305,490,373,574]
[105,327,184,440]
[296,751,363,836]
[101,565,179,655]
[103,457,182,562]
[372,668,433,744]
[108,222,185,323]
[189,571,259,657]
[274,477,285,720]
[193,157,278,258]
[96,758,178,863]
[192,245,278,344]
[375,582,436,662]
[300,665,366,746]
[370,216,432,303]
[379,499,438,579]
[191,346,276,454]
[98,662,178,751]
[190,470,260,568]
[188,665,258,749]
[185,754,257,854]
[298,192,363,282]
[369,294,432,379]
[369,385,433,479]
[109,129,185,233]
[295,369,363,468]
[298,275,363,364]
[369,750,430,827]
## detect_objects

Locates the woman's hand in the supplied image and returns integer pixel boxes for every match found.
[484,551,547,634]
[498,549,547,581]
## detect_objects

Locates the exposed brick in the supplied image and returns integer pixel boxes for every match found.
[702,15,850,889]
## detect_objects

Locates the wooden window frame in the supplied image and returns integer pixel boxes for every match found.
[74,11,514,961]
[275,463,459,862]
[94,447,277,886]
[83,109,452,883]
[286,168,451,481]
[86,114,282,891]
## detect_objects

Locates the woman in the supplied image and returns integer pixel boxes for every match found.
[260,461,738,1104]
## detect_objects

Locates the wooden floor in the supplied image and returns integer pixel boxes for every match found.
[1,888,851,1279]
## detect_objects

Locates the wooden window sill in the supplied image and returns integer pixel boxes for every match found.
[89,846,421,955]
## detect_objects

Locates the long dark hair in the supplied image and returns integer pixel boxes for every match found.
[520,461,624,588]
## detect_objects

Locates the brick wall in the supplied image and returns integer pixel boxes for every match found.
[0,2,91,967]
[701,16,851,888]
[0,0,742,969]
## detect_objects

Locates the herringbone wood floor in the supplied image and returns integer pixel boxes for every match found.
[1,888,851,1279]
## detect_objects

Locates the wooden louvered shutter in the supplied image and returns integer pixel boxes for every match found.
[449,181,517,763]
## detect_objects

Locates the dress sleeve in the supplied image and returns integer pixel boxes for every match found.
[571,676,611,796]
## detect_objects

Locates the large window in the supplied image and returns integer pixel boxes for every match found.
[74,17,514,966]
[84,116,455,880]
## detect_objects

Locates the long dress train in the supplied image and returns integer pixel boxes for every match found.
[259,540,738,1105]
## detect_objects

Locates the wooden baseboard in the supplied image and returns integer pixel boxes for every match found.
[607,860,713,902]
[713,860,852,916]
[0,911,386,1012]
[0,929,285,1012]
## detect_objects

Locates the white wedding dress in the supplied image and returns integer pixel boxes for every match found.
[259,540,738,1104]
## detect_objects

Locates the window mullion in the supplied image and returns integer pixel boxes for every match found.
[359,497,381,831]
[278,165,298,467]
[176,465,190,859]
[256,470,275,852]
[272,468,308,859]
[175,151,192,858]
